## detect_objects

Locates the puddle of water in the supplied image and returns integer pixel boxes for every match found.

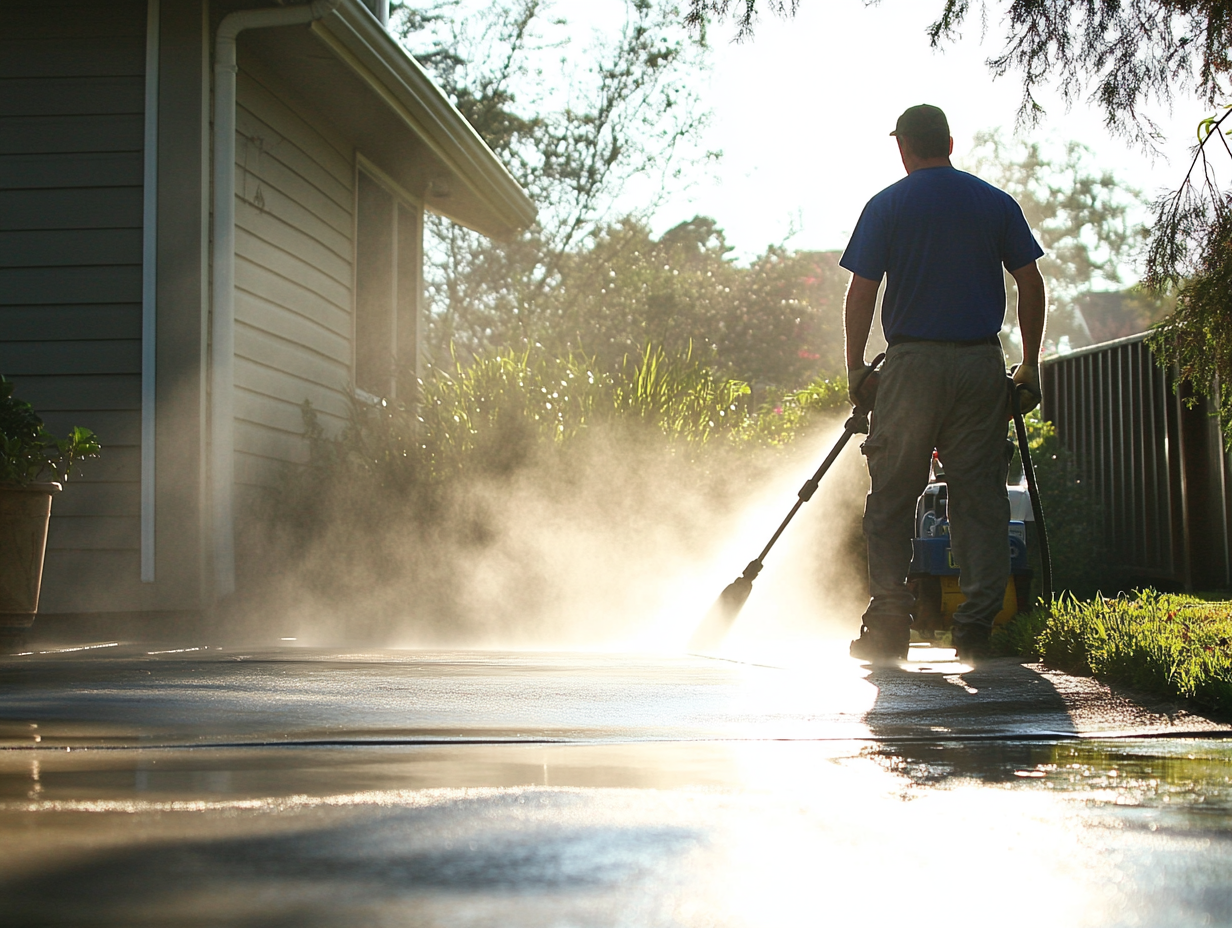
[4,739,1232,927]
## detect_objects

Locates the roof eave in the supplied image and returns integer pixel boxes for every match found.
[312,1,537,238]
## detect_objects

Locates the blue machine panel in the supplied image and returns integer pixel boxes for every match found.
[911,537,958,575]
[910,521,1028,576]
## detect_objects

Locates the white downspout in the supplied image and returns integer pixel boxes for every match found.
[141,0,160,583]
[210,0,339,597]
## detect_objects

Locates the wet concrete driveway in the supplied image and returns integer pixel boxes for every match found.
[2,642,1232,926]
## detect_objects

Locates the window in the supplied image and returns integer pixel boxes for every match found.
[354,168,421,398]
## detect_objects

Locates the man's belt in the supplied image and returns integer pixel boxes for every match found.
[888,334,1001,348]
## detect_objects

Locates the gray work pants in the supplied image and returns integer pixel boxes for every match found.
[860,340,1010,629]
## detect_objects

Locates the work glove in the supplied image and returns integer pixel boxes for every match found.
[848,364,880,411]
[1008,362,1041,419]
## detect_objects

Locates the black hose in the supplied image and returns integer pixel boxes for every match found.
[1011,384,1053,605]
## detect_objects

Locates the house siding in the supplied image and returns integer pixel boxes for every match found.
[0,0,147,611]
[232,60,355,497]
[1,1,513,620]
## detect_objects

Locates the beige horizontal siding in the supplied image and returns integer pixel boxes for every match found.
[234,456,289,498]
[237,68,352,196]
[236,205,351,289]
[235,385,346,438]
[235,325,350,397]
[236,226,350,308]
[234,428,313,476]
[234,163,350,257]
[234,258,352,336]
[235,286,351,360]
[233,357,351,423]
[237,133,352,240]
[233,61,355,493]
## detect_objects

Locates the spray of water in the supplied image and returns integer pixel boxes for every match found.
[230,414,870,652]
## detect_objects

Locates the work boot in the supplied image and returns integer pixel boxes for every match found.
[849,615,911,663]
[952,620,993,663]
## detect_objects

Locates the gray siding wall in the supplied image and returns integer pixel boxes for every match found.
[0,0,147,611]
[233,60,354,498]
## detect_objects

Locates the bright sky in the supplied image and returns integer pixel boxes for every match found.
[625,0,1203,267]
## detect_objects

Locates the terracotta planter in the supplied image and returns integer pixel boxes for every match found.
[0,482,61,628]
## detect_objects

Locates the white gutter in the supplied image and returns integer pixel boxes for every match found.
[141,0,159,584]
[211,0,339,597]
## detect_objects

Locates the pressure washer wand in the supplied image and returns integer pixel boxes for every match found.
[688,354,885,652]
[750,407,870,568]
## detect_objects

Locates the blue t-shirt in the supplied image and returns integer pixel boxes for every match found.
[839,167,1044,343]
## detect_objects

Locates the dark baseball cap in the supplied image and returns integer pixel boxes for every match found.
[890,104,950,139]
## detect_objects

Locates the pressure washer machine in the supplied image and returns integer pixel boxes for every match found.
[907,455,1035,639]
[691,370,1052,654]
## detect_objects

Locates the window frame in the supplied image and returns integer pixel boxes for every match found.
[352,154,424,402]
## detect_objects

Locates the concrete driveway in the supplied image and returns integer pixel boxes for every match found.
[2,642,1230,926]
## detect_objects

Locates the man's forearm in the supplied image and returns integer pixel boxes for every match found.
[844,274,881,369]
[1011,262,1046,365]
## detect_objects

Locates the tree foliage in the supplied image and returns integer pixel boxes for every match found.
[924,0,1232,144]
[421,214,848,388]
[1146,105,1232,433]
[392,0,711,361]
[683,0,799,40]
[544,216,848,385]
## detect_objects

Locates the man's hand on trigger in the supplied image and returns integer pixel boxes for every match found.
[848,365,880,410]
[1010,362,1041,418]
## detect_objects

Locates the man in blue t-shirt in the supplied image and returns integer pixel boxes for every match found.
[840,104,1046,663]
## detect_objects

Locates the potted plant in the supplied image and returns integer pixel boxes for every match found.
[0,375,100,632]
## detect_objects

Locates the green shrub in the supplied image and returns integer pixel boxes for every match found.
[288,344,850,505]
[259,344,854,585]
[998,590,1232,715]
[269,345,763,542]
[733,376,849,447]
